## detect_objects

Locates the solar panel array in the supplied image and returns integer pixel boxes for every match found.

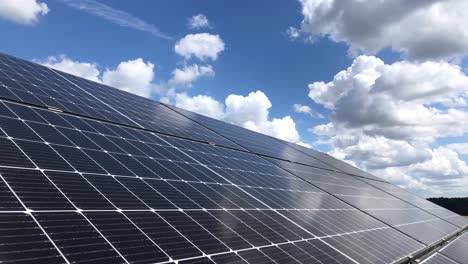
[421,232,468,264]
[0,52,467,264]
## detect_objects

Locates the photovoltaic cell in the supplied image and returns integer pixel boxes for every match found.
[0,213,65,264]
[34,212,126,263]
[0,97,429,263]
[0,168,75,210]
[0,178,22,210]
[124,211,203,260]
[0,53,240,148]
[84,211,170,263]
[271,159,463,245]
[421,253,458,264]
[0,137,35,168]
[166,104,337,170]
[180,257,214,264]
[0,53,466,264]
[280,138,383,181]
[211,253,247,264]
[45,171,115,210]
[323,228,422,264]
[362,178,468,229]
[439,233,468,264]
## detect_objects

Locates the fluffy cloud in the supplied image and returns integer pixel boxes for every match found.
[286,26,300,41]
[310,56,468,142]
[188,14,210,29]
[372,147,468,197]
[293,104,312,114]
[298,0,468,60]
[39,55,156,98]
[293,104,324,118]
[169,64,214,87]
[175,91,301,143]
[409,147,468,180]
[447,143,468,155]
[0,0,49,25]
[174,33,225,61]
[309,55,468,196]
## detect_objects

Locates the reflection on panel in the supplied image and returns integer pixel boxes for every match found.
[440,233,468,264]
[0,53,239,148]
[166,103,337,170]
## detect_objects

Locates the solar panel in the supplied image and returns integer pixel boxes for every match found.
[165,104,339,171]
[361,179,468,229]
[421,253,458,264]
[0,52,239,149]
[0,99,425,263]
[268,159,461,246]
[438,232,468,264]
[280,138,384,181]
[0,53,467,264]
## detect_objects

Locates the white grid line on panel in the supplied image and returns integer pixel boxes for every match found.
[0,127,132,263]
[50,68,145,129]
[0,92,429,264]
[0,128,71,264]
[0,132,318,194]
[153,133,360,264]
[260,149,428,264]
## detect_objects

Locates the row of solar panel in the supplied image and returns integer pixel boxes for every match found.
[165,104,383,181]
[0,52,382,181]
[0,52,467,264]
[0,99,465,223]
[1,211,369,264]
[422,232,468,264]
[0,98,465,263]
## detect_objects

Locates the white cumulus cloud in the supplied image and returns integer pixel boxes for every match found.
[293,104,312,114]
[169,64,214,87]
[308,55,468,196]
[298,0,468,60]
[293,104,324,118]
[188,14,210,29]
[447,143,468,155]
[175,33,225,61]
[0,0,49,25]
[286,26,300,41]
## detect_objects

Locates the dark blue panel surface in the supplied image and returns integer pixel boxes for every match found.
[34,212,126,263]
[0,213,65,264]
[281,138,383,180]
[166,104,337,170]
[0,53,240,148]
[0,53,464,264]
[273,159,463,245]
[0,167,74,210]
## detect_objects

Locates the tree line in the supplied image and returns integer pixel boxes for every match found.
[427,197,468,216]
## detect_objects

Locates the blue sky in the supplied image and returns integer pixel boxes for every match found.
[1,0,468,197]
